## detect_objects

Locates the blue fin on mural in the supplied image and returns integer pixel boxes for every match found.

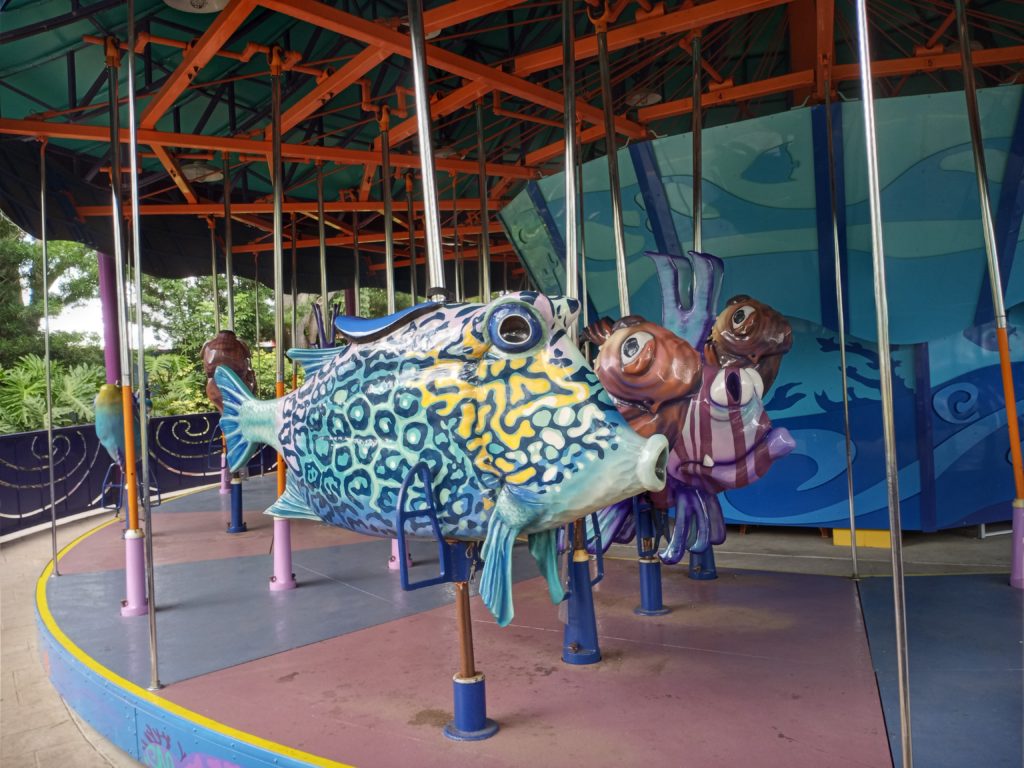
[287,346,346,377]
[335,302,439,344]
[267,471,320,521]
[528,530,564,604]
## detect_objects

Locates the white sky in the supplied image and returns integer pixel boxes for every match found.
[46,298,165,349]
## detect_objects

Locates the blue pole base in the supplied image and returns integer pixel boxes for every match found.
[226,479,246,534]
[688,547,718,580]
[444,674,499,742]
[562,556,601,665]
[635,557,670,616]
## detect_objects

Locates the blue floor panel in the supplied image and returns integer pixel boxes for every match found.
[859,574,1023,768]
[47,537,537,688]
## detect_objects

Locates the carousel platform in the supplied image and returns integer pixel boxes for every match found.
[34,475,1015,768]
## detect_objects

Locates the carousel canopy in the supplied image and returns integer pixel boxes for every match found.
[0,0,1021,294]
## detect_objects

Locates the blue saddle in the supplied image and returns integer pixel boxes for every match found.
[334,302,440,344]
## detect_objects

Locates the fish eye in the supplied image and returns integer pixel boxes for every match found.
[620,331,654,366]
[487,302,545,354]
[731,305,756,330]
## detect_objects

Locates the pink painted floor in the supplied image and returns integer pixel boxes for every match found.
[53,481,893,768]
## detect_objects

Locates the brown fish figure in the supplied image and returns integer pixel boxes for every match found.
[201,330,257,412]
[705,294,793,392]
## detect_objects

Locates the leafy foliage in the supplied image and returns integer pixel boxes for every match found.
[0,355,104,433]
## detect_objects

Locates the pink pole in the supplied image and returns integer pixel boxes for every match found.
[269,518,296,591]
[389,538,412,570]
[120,530,148,616]
[97,252,121,385]
[1012,500,1023,589]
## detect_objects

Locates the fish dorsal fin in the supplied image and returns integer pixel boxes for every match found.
[288,346,345,377]
[267,471,320,521]
[335,302,440,344]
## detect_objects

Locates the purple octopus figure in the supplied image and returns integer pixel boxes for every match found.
[585,251,795,565]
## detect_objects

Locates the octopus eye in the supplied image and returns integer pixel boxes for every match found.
[731,305,756,330]
[620,331,654,366]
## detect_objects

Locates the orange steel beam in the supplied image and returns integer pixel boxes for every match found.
[514,0,794,75]
[140,0,257,130]
[273,46,388,138]
[788,0,817,104]
[259,0,647,140]
[386,81,491,146]
[233,222,491,254]
[76,199,507,217]
[151,145,199,203]
[638,70,814,121]
[423,0,526,31]
[0,118,539,179]
[525,123,605,167]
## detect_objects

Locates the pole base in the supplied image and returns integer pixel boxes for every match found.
[226,522,248,534]
[635,558,669,615]
[444,673,499,741]
[561,643,601,665]
[688,547,718,580]
[388,539,412,571]
[121,532,148,616]
[120,599,148,618]
[269,573,297,592]
[634,605,671,617]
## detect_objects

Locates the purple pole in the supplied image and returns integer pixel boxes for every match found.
[270,518,296,591]
[1012,500,1023,589]
[97,252,121,385]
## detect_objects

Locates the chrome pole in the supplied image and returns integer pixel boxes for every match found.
[126,0,161,691]
[222,155,234,331]
[824,84,858,579]
[406,0,446,296]
[476,100,491,299]
[210,221,220,334]
[954,0,1024,508]
[562,0,579,331]
[855,1,911,762]
[290,213,298,359]
[576,121,590,337]
[271,54,285,389]
[253,255,261,395]
[406,180,419,303]
[692,34,703,252]
[453,177,463,301]
[381,114,396,315]
[106,54,132,387]
[316,164,328,312]
[40,141,59,577]
[596,19,629,316]
[352,210,361,315]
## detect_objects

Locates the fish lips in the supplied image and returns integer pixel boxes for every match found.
[678,426,795,491]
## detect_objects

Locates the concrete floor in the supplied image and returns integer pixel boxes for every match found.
[1,493,1014,767]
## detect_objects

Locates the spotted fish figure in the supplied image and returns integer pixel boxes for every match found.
[216,292,668,626]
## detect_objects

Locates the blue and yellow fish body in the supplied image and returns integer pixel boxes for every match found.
[216,292,667,625]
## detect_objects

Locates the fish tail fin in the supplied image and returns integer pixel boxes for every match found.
[528,530,565,605]
[215,366,279,472]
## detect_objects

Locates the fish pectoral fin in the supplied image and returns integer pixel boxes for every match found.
[528,530,564,605]
[288,347,345,377]
[480,514,520,627]
[267,472,319,521]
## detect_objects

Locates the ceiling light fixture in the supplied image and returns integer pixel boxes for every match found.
[181,161,224,183]
[625,88,663,108]
[162,0,229,13]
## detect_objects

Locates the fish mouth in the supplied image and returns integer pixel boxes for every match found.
[637,433,669,492]
[680,427,794,488]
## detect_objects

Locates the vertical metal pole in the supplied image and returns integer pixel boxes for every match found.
[562,0,579,319]
[854,1,911,762]
[476,101,491,300]
[692,35,703,252]
[352,211,361,315]
[406,177,419,304]
[406,0,446,297]
[126,0,161,691]
[954,2,1024,589]
[223,154,234,331]
[381,112,397,315]
[316,164,328,311]
[290,213,298,376]
[253,255,261,395]
[825,84,859,578]
[452,176,463,300]
[595,16,629,316]
[269,46,295,591]
[39,141,59,578]
[210,220,220,334]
